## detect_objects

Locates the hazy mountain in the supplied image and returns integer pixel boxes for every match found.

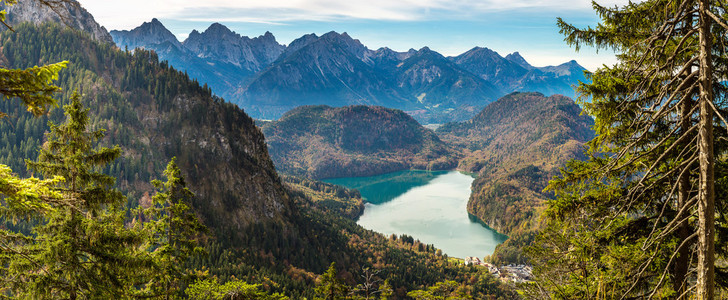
[516,60,589,99]
[452,47,588,99]
[182,23,284,72]
[111,20,284,100]
[396,47,500,111]
[112,18,589,123]
[504,51,535,70]
[262,105,456,179]
[110,18,182,50]
[2,0,113,43]
[237,34,502,121]
[451,47,529,89]
[237,32,413,119]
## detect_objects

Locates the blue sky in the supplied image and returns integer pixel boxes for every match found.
[78,0,631,71]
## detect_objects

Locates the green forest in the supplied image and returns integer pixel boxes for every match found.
[0,1,517,299]
[5,0,728,299]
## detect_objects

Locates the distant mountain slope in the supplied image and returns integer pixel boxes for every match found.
[110,18,182,50]
[438,92,593,237]
[2,0,112,43]
[111,20,284,101]
[452,47,588,100]
[114,19,589,123]
[395,47,501,111]
[262,105,457,179]
[238,32,413,119]
[182,23,284,72]
[451,47,529,89]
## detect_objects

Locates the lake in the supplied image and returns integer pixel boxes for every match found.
[324,170,507,259]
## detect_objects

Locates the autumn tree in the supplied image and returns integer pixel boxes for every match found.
[528,0,728,298]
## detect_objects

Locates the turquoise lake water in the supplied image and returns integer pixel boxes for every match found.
[324,170,507,259]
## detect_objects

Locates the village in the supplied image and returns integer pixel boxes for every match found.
[463,257,533,283]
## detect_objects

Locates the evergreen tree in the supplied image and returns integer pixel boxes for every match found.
[185,277,288,300]
[315,262,349,300]
[406,281,471,300]
[139,157,207,299]
[9,91,146,299]
[528,0,728,298]
[0,0,69,117]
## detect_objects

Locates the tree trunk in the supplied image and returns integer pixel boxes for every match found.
[673,95,691,297]
[697,0,715,298]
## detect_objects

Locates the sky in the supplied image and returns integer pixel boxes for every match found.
[77,0,632,71]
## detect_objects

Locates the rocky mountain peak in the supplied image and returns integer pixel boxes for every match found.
[202,22,238,38]
[261,31,275,41]
[539,60,586,77]
[3,0,113,44]
[452,46,528,86]
[460,47,502,61]
[110,18,182,51]
[505,51,534,70]
[181,22,284,71]
[278,33,318,59]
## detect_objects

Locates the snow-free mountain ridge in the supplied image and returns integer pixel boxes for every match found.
[112,19,589,123]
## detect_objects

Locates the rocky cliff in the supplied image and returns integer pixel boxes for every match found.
[182,23,284,72]
[3,0,113,43]
[1,22,293,244]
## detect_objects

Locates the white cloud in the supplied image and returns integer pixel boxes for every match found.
[79,0,635,30]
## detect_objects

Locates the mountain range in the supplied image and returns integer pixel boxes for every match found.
[111,19,589,123]
[1,2,521,298]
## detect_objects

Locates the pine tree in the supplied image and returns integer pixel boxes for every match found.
[7,91,146,299]
[0,0,69,252]
[185,277,288,300]
[528,0,728,298]
[0,0,70,118]
[315,262,349,300]
[139,157,207,299]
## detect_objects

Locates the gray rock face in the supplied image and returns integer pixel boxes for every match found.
[452,47,529,88]
[110,20,286,102]
[4,0,113,44]
[110,18,182,51]
[504,52,535,70]
[183,23,284,72]
[451,47,588,100]
[111,19,589,123]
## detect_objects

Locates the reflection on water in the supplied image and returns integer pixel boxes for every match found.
[324,170,446,204]
[324,170,507,259]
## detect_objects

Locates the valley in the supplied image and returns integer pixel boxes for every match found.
[324,170,507,260]
[0,0,604,298]
[4,0,723,298]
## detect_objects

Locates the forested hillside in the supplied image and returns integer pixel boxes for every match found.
[0,23,293,243]
[0,17,518,298]
[262,105,457,179]
[437,92,594,264]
